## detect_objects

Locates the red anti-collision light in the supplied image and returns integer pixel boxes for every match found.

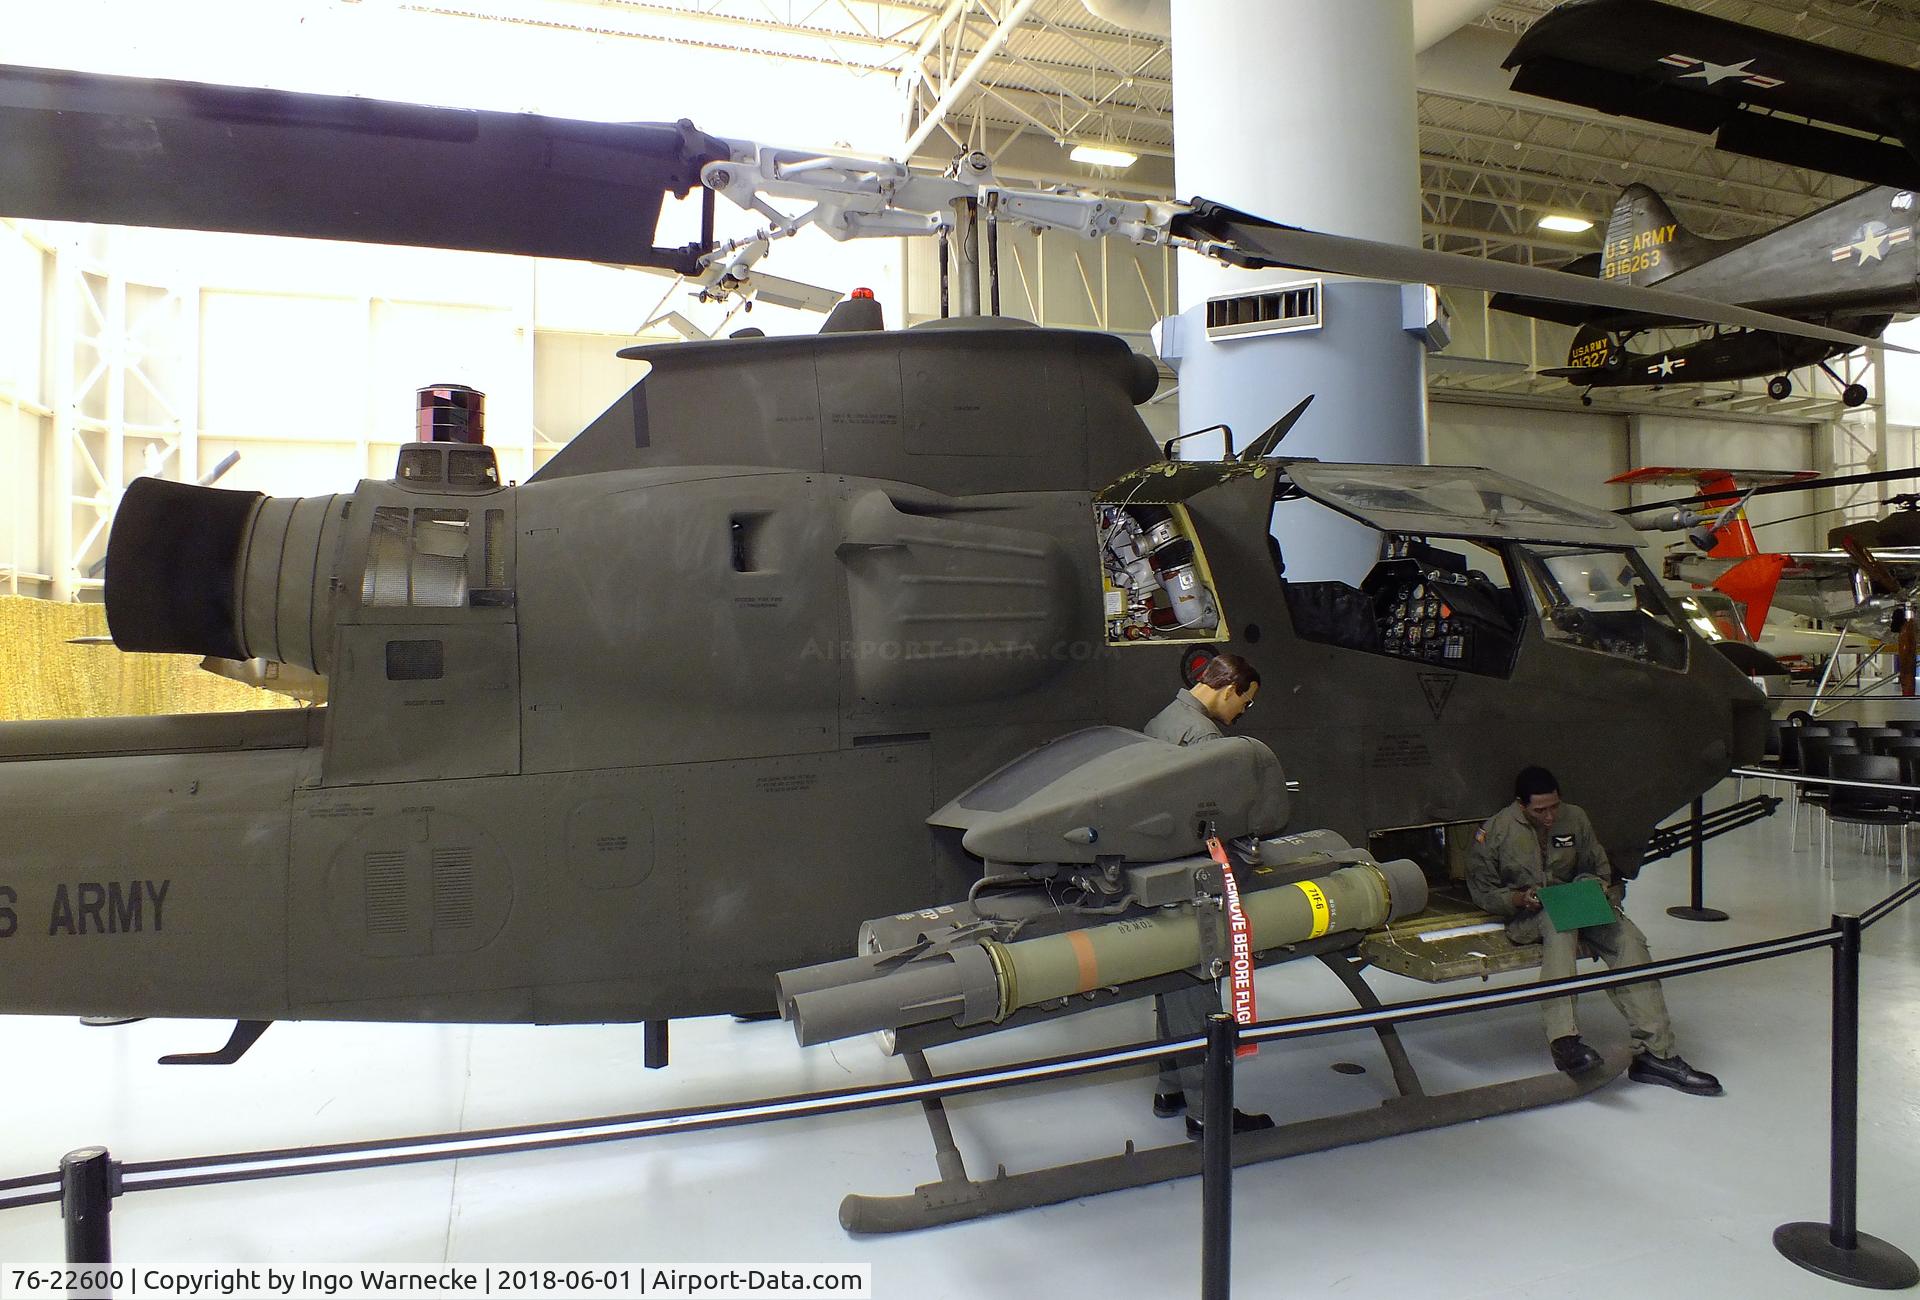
[851,287,875,299]
[417,383,486,444]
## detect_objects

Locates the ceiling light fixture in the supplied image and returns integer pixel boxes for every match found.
[1069,143,1138,169]
[1537,213,1595,234]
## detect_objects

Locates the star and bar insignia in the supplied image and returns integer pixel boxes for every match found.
[1831,224,1912,266]
[1657,53,1784,89]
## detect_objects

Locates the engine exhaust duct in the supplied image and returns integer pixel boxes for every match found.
[104,476,347,674]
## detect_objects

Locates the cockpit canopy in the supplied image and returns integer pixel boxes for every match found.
[1274,460,1643,549]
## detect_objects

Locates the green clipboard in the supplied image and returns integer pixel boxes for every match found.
[1538,878,1616,933]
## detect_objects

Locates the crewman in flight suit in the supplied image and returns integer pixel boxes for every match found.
[1142,652,1277,1138]
[1468,765,1722,1096]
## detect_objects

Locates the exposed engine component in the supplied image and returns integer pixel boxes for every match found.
[1099,503,1221,642]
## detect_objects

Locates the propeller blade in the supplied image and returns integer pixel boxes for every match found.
[1173,199,1900,354]
[1620,467,1920,517]
[1238,394,1314,462]
[1837,533,1904,597]
[0,63,729,271]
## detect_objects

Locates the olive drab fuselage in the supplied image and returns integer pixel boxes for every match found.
[0,320,1767,1024]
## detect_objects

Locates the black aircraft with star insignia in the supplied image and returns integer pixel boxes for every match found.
[1504,0,1920,190]
[1490,181,1915,406]
[1492,0,1920,405]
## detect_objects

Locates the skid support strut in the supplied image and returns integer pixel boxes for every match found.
[839,958,1622,1233]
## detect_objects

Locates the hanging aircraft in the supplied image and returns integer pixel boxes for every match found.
[1489,182,1912,407]
[1623,466,1920,698]
[0,60,1827,1218]
[1505,0,1920,192]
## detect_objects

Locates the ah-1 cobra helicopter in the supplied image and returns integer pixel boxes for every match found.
[0,67,1806,1072]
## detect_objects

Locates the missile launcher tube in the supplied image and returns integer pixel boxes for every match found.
[993,858,1419,1016]
[783,855,1426,1046]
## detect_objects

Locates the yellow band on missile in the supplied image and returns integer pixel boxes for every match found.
[1294,880,1331,938]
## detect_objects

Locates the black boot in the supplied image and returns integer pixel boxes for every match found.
[1628,1052,1723,1096]
[1185,1109,1274,1140]
[1152,1091,1186,1118]
[1550,1034,1603,1075]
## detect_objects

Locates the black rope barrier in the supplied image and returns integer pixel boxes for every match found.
[0,920,1851,1211]
[1240,926,1834,1046]
[1860,876,1920,930]
[5,878,1917,1287]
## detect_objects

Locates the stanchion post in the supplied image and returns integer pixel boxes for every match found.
[1201,1013,1235,1300]
[59,1147,115,1264]
[1774,914,1918,1288]
[1668,796,1730,923]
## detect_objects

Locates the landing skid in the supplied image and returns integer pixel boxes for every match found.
[158,1019,272,1065]
[839,954,1626,1234]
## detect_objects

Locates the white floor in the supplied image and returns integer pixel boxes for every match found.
[3,779,1917,1299]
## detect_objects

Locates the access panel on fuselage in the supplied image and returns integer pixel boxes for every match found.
[286,742,937,1024]
[660,740,934,1015]
[515,470,843,771]
[0,746,306,1020]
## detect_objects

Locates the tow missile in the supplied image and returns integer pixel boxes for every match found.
[778,841,1426,1047]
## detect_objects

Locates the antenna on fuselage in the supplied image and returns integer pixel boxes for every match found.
[1237,394,1315,462]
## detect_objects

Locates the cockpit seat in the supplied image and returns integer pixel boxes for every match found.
[1282,581,1380,652]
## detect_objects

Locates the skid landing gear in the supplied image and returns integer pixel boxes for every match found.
[838,953,1627,1234]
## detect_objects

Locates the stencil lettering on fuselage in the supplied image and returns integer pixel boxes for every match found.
[1600,225,1676,280]
[38,879,171,936]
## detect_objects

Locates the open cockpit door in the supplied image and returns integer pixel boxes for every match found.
[1274,460,1644,549]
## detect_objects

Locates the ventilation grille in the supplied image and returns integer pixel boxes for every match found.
[432,847,475,930]
[1204,280,1321,341]
[448,448,499,487]
[484,509,508,589]
[396,445,443,483]
[364,850,409,934]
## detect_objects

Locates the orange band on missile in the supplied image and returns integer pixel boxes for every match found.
[1067,929,1100,991]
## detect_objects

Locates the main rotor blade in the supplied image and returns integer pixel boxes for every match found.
[1174,199,1898,354]
[0,64,729,272]
[1620,467,1920,516]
